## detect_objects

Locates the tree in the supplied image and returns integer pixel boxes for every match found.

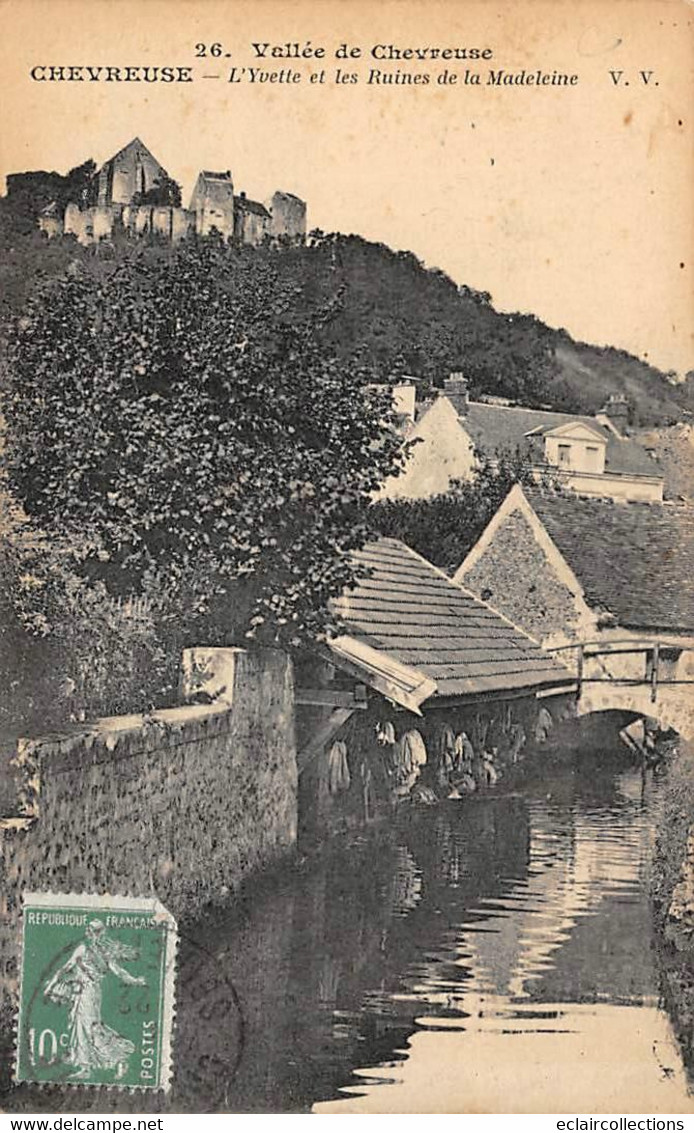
[132,175,182,208]
[3,159,97,233]
[2,238,407,649]
[371,451,545,576]
[63,159,98,207]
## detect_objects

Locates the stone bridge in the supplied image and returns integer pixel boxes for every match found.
[547,640,694,741]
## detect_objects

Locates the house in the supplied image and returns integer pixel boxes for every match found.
[377,375,664,503]
[454,486,694,730]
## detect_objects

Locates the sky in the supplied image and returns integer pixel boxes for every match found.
[0,0,692,376]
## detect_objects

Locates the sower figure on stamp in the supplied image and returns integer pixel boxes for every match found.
[43,919,146,1081]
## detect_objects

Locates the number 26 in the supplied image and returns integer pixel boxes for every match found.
[195,43,224,58]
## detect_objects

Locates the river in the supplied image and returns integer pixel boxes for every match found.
[167,758,692,1113]
[6,759,693,1114]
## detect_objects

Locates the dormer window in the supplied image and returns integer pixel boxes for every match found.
[557,444,572,467]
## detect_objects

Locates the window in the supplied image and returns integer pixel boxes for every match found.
[557,443,572,467]
[585,444,601,472]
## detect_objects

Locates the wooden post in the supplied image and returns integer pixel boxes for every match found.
[651,643,660,703]
[576,643,584,697]
[297,708,354,776]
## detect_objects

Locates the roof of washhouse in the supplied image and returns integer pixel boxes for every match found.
[329,536,574,708]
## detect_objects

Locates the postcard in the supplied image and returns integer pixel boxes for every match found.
[0,0,692,1116]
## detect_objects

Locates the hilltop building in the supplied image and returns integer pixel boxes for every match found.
[37,137,307,247]
[378,375,664,503]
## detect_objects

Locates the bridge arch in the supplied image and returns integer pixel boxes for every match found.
[545,639,694,742]
[576,683,694,741]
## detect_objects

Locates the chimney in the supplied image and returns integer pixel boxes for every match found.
[444,372,469,414]
[600,393,630,435]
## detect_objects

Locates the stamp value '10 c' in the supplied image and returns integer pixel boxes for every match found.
[16,893,177,1091]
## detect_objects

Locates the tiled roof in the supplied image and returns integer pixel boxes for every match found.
[463,401,659,479]
[234,195,271,218]
[333,537,573,701]
[524,488,694,631]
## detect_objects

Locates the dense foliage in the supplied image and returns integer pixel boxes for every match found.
[0,203,690,422]
[0,200,690,732]
[0,492,174,737]
[371,453,542,576]
[651,740,694,1078]
[2,238,407,650]
[132,175,182,208]
[3,160,97,236]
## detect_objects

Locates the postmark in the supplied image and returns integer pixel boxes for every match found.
[15,892,177,1091]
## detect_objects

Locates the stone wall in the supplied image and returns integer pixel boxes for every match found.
[268,191,307,239]
[462,508,593,646]
[97,141,168,207]
[121,204,195,241]
[0,648,297,1028]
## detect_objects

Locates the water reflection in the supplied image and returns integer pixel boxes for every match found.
[5,764,692,1113]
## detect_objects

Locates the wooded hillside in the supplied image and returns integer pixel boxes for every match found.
[0,203,691,426]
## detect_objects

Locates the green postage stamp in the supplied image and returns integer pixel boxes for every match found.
[15,892,177,1091]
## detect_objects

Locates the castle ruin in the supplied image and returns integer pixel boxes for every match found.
[37,137,307,246]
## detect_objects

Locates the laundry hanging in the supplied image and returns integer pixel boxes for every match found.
[327,740,351,794]
[401,729,428,774]
[376,721,396,746]
[535,706,554,744]
[438,723,456,773]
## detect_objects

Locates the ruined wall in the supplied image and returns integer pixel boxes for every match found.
[462,509,594,647]
[235,208,270,246]
[0,648,297,1028]
[92,207,114,241]
[63,203,114,244]
[171,207,195,242]
[63,201,88,242]
[268,191,307,239]
[38,215,63,239]
[97,142,167,207]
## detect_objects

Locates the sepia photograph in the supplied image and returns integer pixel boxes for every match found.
[0,0,693,1118]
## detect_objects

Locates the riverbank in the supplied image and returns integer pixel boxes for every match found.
[651,740,694,1085]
